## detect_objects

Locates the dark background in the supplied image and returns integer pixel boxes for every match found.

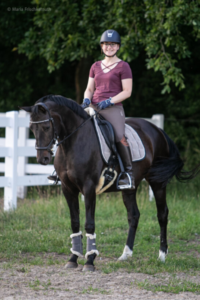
[1,0,200,167]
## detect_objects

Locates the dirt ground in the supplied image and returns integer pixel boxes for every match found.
[1,259,200,300]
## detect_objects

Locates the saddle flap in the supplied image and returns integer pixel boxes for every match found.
[96,116,117,154]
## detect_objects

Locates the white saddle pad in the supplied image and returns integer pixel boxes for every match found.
[93,117,145,164]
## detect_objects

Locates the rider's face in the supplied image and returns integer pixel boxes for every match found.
[101,43,119,56]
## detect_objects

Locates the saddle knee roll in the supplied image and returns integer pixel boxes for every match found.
[70,231,83,257]
[85,233,99,259]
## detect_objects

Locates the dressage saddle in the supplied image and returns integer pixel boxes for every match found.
[48,112,131,189]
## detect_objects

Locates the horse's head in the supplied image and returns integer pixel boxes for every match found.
[20,103,62,165]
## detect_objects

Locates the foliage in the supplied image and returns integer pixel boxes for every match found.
[18,0,200,93]
[0,0,76,111]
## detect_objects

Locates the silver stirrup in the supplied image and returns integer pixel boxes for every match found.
[116,172,132,190]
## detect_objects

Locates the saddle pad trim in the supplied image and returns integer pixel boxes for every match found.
[125,124,146,162]
[94,117,146,163]
[93,117,110,164]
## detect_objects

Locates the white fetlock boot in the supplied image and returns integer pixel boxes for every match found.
[118,245,133,261]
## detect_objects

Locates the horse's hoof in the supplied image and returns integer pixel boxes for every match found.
[82,264,95,272]
[65,261,78,269]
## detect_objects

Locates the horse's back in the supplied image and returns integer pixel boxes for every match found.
[125,117,169,159]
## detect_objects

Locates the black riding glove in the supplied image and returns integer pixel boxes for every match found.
[81,98,91,109]
[97,98,114,110]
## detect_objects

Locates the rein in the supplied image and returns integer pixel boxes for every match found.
[30,102,99,153]
[57,113,95,146]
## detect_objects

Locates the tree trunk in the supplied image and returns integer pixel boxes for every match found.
[75,57,93,104]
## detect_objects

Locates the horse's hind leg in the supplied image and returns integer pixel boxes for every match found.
[62,185,82,269]
[150,183,168,262]
[118,189,140,261]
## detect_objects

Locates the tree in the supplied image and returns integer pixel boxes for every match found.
[18,0,200,95]
[0,0,76,111]
[1,0,200,164]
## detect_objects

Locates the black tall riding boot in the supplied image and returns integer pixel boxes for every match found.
[116,141,135,189]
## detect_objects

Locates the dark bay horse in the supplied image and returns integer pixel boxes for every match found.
[21,95,200,271]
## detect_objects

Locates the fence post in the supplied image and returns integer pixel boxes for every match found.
[148,114,164,201]
[4,111,18,211]
[17,110,29,199]
[152,114,164,129]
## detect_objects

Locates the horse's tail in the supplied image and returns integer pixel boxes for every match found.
[148,129,200,188]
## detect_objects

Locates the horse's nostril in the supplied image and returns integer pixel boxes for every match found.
[44,157,49,164]
[37,152,51,165]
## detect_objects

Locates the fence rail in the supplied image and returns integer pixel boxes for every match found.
[0,110,164,211]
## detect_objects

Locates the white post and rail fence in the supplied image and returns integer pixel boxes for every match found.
[0,111,164,211]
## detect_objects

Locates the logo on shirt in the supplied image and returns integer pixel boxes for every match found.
[107,31,113,38]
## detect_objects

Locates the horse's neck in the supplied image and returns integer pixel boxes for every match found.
[55,107,101,169]
[58,107,91,146]
[62,108,82,132]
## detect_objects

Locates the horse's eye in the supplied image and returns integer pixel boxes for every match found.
[43,126,50,132]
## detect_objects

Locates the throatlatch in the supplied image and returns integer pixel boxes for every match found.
[85,233,99,259]
[70,231,83,257]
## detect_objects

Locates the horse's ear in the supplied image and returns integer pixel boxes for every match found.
[38,105,46,114]
[19,106,32,113]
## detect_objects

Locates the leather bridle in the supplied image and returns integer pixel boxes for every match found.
[29,103,57,155]
[30,102,97,154]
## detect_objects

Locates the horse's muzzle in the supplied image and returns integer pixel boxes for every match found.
[37,150,52,165]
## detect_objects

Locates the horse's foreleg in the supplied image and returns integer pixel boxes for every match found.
[62,185,82,268]
[118,189,140,261]
[82,181,98,271]
[151,183,168,262]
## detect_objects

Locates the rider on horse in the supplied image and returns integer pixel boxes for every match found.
[81,29,135,188]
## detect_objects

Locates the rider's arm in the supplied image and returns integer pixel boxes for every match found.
[84,77,95,101]
[110,78,132,104]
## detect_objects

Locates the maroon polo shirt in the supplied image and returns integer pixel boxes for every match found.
[89,60,132,106]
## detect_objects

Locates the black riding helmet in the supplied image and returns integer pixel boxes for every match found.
[100,29,121,45]
[100,29,121,57]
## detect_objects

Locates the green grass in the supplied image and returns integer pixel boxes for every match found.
[29,278,51,290]
[0,178,200,293]
[137,278,200,294]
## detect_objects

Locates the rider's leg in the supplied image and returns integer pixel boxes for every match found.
[98,105,126,143]
[116,136,135,188]
[97,105,135,188]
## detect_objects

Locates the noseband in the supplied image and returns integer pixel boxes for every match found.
[29,103,57,155]
[30,102,99,154]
